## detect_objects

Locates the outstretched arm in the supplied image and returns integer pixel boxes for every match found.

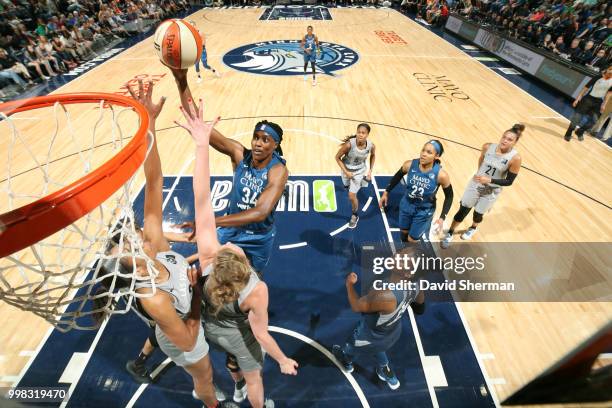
[246,283,298,375]
[175,98,221,268]
[127,80,169,253]
[170,68,245,167]
[215,163,288,228]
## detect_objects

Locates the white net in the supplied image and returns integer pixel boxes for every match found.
[0,96,158,332]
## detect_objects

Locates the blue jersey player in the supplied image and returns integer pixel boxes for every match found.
[300,25,320,86]
[171,69,288,274]
[380,140,454,242]
[332,258,421,390]
[189,21,220,83]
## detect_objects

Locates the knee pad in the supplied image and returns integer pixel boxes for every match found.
[453,204,472,222]
[473,211,484,224]
[226,354,241,373]
[148,327,159,348]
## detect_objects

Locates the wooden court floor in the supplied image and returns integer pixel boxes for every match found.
[1,7,610,405]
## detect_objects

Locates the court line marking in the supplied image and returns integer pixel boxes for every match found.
[269,326,370,408]
[371,175,440,407]
[489,378,507,385]
[362,197,373,212]
[330,223,350,236]
[18,351,35,357]
[173,196,182,212]
[125,327,370,408]
[58,156,191,407]
[279,242,308,250]
[126,358,173,408]
[479,353,495,360]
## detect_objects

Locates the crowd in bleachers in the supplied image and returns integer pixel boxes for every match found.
[0,0,190,99]
[453,0,611,71]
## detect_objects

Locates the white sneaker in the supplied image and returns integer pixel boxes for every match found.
[233,380,247,403]
[264,399,275,408]
[192,386,226,402]
[196,76,202,84]
[214,71,221,78]
[303,74,307,81]
[312,78,316,86]
[461,228,476,240]
[441,232,453,249]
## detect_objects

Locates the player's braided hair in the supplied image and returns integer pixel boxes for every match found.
[207,249,252,316]
[255,120,284,156]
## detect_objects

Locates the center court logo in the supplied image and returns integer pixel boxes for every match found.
[223,40,359,76]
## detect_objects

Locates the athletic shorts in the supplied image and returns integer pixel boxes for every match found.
[398,196,435,240]
[348,320,402,354]
[460,179,502,214]
[204,323,264,372]
[341,167,369,194]
[155,323,209,367]
[217,226,276,273]
[303,50,316,63]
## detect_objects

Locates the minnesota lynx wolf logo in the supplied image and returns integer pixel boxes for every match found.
[223,40,359,76]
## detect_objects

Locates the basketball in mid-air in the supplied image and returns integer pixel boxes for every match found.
[153,19,202,69]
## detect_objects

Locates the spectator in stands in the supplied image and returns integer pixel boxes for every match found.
[36,36,65,73]
[23,43,57,79]
[567,38,583,62]
[587,48,609,71]
[552,35,568,56]
[50,34,79,69]
[575,16,594,39]
[0,47,29,88]
[578,40,596,65]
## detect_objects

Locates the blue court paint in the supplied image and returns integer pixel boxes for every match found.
[18,176,494,407]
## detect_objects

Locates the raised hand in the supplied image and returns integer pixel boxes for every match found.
[126,79,166,120]
[174,97,220,148]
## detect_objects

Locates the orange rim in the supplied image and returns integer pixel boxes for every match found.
[0,93,149,258]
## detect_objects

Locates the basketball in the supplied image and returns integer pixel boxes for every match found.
[153,19,202,69]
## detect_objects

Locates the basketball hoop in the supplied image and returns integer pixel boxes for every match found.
[0,93,158,332]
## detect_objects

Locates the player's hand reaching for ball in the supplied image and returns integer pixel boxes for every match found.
[345,272,358,285]
[127,79,166,120]
[279,357,299,375]
[175,98,220,148]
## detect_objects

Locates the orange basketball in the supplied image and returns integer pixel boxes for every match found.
[153,19,202,69]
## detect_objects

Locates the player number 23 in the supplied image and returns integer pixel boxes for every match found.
[409,185,424,198]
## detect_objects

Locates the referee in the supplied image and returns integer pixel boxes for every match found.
[564,66,612,142]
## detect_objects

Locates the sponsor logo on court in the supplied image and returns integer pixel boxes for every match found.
[412,73,471,102]
[223,40,359,76]
[374,31,407,44]
[313,180,337,212]
[259,5,332,21]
